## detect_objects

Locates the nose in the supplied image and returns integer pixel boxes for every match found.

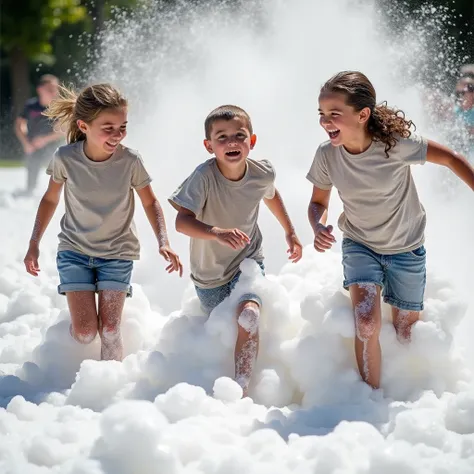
[320,115,330,127]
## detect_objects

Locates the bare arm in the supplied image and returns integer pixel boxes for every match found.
[15,117,33,153]
[264,188,302,262]
[426,140,474,191]
[136,185,170,247]
[308,186,331,232]
[137,185,182,275]
[263,188,295,235]
[308,186,336,252]
[24,178,63,275]
[175,207,250,250]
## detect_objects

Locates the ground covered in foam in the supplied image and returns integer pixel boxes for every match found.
[0,167,473,474]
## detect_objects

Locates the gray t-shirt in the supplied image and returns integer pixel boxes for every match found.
[169,158,276,289]
[46,141,152,260]
[306,134,428,254]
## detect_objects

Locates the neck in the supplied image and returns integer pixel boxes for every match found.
[83,141,113,162]
[216,160,247,181]
[343,132,373,155]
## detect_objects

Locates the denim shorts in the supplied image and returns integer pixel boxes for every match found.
[342,238,426,311]
[195,261,265,314]
[56,250,133,297]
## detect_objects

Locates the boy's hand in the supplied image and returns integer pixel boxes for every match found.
[159,245,183,277]
[286,232,303,262]
[314,224,336,252]
[211,227,251,250]
[24,244,40,276]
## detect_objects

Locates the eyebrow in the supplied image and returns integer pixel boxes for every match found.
[101,121,128,126]
[318,108,343,112]
[213,128,247,135]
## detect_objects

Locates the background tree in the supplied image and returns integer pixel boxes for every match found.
[1,0,87,117]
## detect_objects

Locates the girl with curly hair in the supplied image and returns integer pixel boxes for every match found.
[306,71,474,389]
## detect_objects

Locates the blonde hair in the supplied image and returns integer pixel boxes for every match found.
[44,83,128,143]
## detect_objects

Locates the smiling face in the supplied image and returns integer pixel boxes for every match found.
[203,117,256,174]
[318,91,371,148]
[78,107,128,159]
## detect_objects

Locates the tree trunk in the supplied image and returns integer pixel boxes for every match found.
[9,46,30,119]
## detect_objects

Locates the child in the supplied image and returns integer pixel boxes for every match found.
[14,75,63,197]
[23,83,182,361]
[169,105,302,396]
[307,71,474,389]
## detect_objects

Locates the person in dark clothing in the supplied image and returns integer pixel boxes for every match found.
[14,75,63,196]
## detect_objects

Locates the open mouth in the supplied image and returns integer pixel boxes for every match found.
[327,129,340,140]
[225,150,241,158]
[105,141,118,149]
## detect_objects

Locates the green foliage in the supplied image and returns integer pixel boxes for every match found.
[0,0,86,58]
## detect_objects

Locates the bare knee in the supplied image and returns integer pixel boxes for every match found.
[99,323,121,342]
[352,283,380,341]
[237,303,260,337]
[71,324,97,345]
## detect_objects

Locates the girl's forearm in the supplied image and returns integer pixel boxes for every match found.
[29,198,59,246]
[449,155,474,191]
[144,200,170,247]
[308,202,328,233]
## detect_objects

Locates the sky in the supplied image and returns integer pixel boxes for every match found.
[1,0,473,472]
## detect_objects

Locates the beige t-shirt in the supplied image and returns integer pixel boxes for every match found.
[306,134,428,254]
[169,158,276,289]
[46,141,152,260]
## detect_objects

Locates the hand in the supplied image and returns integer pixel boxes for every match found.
[31,136,49,149]
[211,227,251,250]
[313,224,336,252]
[286,232,303,262]
[23,142,35,154]
[24,244,40,276]
[159,245,183,277]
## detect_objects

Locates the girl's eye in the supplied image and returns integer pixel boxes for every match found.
[217,136,227,141]
[236,134,246,139]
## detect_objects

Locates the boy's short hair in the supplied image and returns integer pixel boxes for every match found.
[204,105,253,139]
[38,74,59,87]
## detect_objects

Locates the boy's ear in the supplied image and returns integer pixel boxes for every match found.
[250,134,257,149]
[203,139,213,154]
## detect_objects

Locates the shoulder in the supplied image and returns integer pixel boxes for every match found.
[24,97,39,108]
[247,157,276,177]
[55,141,82,160]
[390,133,427,155]
[118,145,144,162]
[316,140,334,160]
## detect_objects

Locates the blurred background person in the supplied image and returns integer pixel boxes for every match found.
[13,75,63,197]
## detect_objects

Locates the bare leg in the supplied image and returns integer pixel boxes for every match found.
[66,291,98,344]
[98,290,127,361]
[349,283,382,389]
[392,307,419,343]
[234,301,260,397]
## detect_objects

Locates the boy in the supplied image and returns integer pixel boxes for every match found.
[169,105,302,397]
[14,74,63,196]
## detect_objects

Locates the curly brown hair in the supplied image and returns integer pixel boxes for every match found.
[44,83,128,144]
[320,71,415,157]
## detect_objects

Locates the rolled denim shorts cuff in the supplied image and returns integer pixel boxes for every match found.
[238,293,262,307]
[383,296,423,311]
[58,283,96,295]
[96,281,133,297]
[343,279,383,291]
